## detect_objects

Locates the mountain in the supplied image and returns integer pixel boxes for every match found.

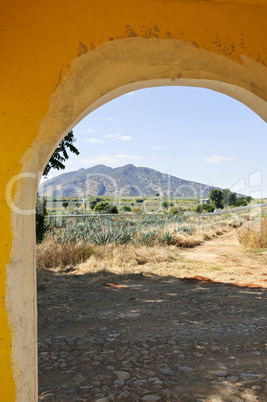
[39,164,219,198]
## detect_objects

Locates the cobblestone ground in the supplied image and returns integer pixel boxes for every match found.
[38,273,267,401]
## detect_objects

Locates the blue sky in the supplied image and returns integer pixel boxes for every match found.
[47,86,267,197]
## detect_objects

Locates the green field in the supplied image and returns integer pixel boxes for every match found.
[44,195,200,215]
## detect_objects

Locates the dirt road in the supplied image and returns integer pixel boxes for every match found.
[38,230,267,401]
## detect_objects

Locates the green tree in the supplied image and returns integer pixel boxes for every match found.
[222,189,231,205]
[43,131,80,176]
[209,189,223,209]
[234,197,248,207]
[222,189,237,206]
[62,202,69,209]
[89,197,101,209]
[94,201,118,214]
[196,203,215,213]
[228,192,237,206]
[36,195,47,243]
[162,201,174,209]
[122,205,131,212]
[76,202,81,208]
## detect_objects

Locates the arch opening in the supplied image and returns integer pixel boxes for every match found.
[6,37,267,400]
[36,84,267,399]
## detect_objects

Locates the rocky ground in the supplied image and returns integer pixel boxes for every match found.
[38,269,267,401]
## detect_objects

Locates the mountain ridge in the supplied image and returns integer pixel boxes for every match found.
[39,164,220,198]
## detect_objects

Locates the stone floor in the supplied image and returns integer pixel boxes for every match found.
[38,274,267,401]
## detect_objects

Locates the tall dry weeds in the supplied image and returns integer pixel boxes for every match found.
[36,240,95,269]
[237,218,267,250]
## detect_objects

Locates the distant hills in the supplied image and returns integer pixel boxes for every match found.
[39,164,219,198]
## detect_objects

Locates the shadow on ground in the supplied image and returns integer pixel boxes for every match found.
[38,268,267,401]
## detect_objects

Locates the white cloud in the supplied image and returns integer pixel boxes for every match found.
[104,133,132,141]
[106,118,114,121]
[152,145,169,151]
[80,128,103,134]
[118,136,132,141]
[194,142,200,147]
[104,133,120,139]
[117,119,123,122]
[204,155,235,163]
[94,117,102,121]
[84,138,105,144]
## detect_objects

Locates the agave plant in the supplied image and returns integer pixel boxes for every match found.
[139,231,156,245]
[159,231,175,245]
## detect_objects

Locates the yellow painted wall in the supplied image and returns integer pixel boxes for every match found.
[1,0,267,399]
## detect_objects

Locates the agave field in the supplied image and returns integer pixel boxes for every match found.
[44,212,233,246]
[36,205,267,271]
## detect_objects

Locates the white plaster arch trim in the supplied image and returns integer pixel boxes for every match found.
[6,37,267,401]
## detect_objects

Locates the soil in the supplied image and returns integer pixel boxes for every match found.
[38,231,267,401]
[178,231,267,289]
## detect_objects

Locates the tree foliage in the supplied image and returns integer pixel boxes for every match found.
[89,198,101,209]
[222,189,237,206]
[122,205,131,212]
[36,195,48,243]
[62,202,69,209]
[43,131,80,176]
[209,189,224,209]
[195,203,215,213]
[234,197,248,207]
[228,192,238,206]
[162,201,174,209]
[94,201,118,214]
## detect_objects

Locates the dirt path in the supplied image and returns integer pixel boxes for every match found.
[38,230,267,401]
[178,231,267,289]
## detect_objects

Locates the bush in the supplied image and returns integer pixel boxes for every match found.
[89,198,101,209]
[169,206,180,216]
[122,205,131,212]
[135,199,144,203]
[195,203,215,213]
[36,196,48,243]
[162,201,174,209]
[94,201,118,214]
[106,205,119,214]
[234,197,248,207]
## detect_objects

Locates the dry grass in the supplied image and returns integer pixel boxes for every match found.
[36,207,267,288]
[75,243,228,283]
[37,208,262,272]
[237,218,267,250]
[36,221,233,272]
[77,243,177,274]
[36,240,95,269]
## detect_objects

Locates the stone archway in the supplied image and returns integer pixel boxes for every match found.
[6,37,267,401]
